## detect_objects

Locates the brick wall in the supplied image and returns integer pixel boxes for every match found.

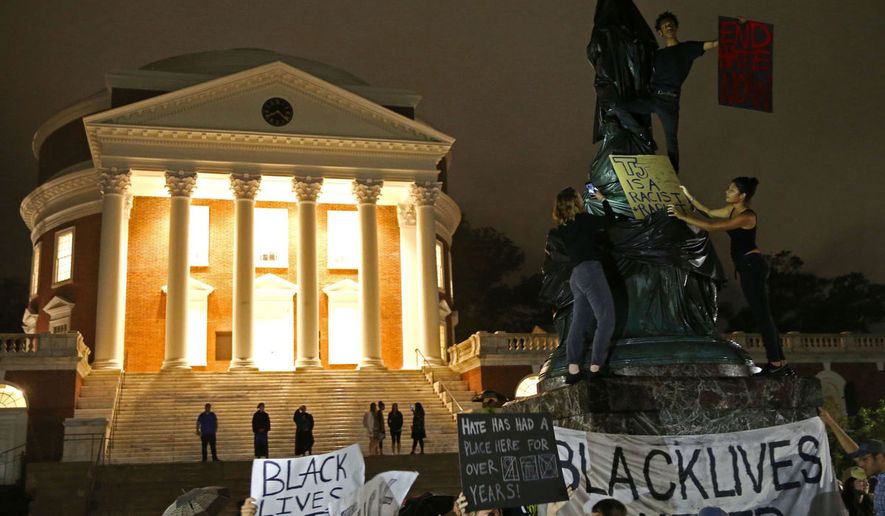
[461,365,534,400]
[30,214,101,357]
[124,197,404,371]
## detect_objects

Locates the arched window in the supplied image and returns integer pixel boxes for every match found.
[0,384,27,409]
[515,374,540,399]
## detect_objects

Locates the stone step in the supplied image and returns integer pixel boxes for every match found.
[74,408,112,419]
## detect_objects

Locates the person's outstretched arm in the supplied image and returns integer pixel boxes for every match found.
[680,186,732,218]
[703,40,718,51]
[819,407,860,454]
[668,205,755,232]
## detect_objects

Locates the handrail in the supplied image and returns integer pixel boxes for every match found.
[415,348,465,414]
[104,360,126,465]
[0,443,26,486]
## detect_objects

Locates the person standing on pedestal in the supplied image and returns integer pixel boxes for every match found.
[252,403,271,458]
[196,403,219,462]
[669,177,794,377]
[293,405,314,456]
[550,186,616,384]
[607,11,720,172]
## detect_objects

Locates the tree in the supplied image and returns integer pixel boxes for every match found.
[725,251,885,332]
[451,218,549,341]
[829,400,885,473]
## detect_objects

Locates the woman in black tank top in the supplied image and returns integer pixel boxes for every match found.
[667,177,794,377]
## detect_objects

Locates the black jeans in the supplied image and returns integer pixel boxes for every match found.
[737,253,785,362]
[609,92,681,171]
[200,433,217,461]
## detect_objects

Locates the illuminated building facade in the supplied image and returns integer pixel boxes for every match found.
[21,49,460,374]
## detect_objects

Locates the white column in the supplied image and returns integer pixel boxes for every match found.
[162,170,197,370]
[292,176,323,369]
[411,181,443,365]
[353,179,385,370]
[229,173,261,371]
[93,168,131,370]
[397,203,419,369]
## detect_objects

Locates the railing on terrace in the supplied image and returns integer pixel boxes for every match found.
[449,331,885,367]
[0,443,26,486]
[0,332,90,360]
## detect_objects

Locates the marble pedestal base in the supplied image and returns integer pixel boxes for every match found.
[503,376,822,435]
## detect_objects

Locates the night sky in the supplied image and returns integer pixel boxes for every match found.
[1,1,883,315]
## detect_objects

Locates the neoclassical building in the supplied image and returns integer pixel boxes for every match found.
[21,49,460,373]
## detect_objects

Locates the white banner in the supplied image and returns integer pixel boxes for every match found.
[328,471,419,516]
[554,418,847,516]
[250,444,365,516]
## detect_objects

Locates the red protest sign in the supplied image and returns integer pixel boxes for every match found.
[718,17,773,112]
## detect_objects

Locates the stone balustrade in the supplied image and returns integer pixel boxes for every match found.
[449,331,885,369]
[0,333,91,375]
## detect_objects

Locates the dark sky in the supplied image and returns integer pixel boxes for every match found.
[2,0,883,310]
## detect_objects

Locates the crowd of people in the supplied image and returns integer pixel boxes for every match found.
[363,400,426,455]
[195,399,429,461]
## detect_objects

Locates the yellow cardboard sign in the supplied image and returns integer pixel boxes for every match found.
[608,155,691,219]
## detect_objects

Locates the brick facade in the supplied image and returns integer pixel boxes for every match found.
[122,197,404,372]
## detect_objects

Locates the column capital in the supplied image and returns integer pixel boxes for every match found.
[352,178,383,204]
[409,181,442,206]
[397,203,417,226]
[230,173,262,200]
[97,168,131,196]
[164,170,198,198]
[292,176,324,202]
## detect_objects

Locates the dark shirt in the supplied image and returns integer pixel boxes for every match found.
[551,200,615,263]
[650,41,705,95]
[388,410,403,433]
[252,410,270,433]
[726,209,758,264]
[196,412,217,434]
[293,411,313,432]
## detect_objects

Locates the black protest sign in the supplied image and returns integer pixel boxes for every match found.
[458,412,567,511]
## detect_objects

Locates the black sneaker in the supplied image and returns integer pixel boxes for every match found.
[564,371,585,385]
[754,363,796,377]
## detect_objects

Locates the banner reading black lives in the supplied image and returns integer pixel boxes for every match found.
[458,412,568,511]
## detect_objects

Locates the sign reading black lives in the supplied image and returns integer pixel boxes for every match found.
[457,412,567,511]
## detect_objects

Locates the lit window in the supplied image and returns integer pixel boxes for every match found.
[189,205,209,267]
[0,384,27,408]
[327,211,359,269]
[254,208,289,268]
[54,228,74,284]
[436,241,445,291]
[515,375,540,398]
[324,280,360,364]
[30,243,41,297]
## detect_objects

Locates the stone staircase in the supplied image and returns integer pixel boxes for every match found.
[424,366,483,414]
[104,370,468,464]
[62,370,120,462]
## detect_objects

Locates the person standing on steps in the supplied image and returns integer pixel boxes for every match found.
[293,405,314,456]
[375,400,386,456]
[252,402,271,458]
[388,403,404,454]
[363,402,379,455]
[410,402,426,454]
[196,403,219,462]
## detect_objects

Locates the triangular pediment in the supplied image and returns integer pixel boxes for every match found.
[84,61,453,145]
[255,273,298,293]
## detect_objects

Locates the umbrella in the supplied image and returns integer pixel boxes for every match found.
[162,486,231,516]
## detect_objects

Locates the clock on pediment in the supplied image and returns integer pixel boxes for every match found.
[261,97,294,127]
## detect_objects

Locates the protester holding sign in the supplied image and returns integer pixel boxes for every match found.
[549,186,616,384]
[668,177,793,377]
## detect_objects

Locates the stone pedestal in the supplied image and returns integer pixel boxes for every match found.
[503,376,822,435]
[62,417,108,462]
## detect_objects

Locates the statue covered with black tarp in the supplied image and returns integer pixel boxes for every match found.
[539,0,751,390]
